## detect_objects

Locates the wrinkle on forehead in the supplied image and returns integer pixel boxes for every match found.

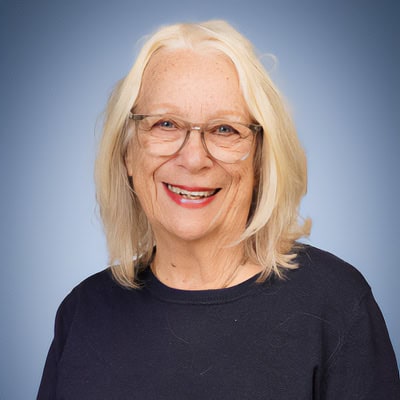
[135,48,250,121]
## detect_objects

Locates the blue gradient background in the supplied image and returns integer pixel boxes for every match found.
[1,0,399,398]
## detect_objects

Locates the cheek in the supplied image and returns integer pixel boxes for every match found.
[232,161,255,192]
[223,162,255,213]
[239,165,256,212]
[130,142,152,179]
[130,150,156,202]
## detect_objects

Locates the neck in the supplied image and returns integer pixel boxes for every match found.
[151,236,261,290]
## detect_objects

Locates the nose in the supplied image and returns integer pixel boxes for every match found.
[175,128,213,171]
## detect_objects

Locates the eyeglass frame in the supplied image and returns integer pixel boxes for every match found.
[128,112,263,163]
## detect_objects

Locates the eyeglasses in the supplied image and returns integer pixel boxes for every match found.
[128,113,262,164]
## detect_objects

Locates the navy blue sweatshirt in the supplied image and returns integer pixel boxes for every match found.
[38,246,400,399]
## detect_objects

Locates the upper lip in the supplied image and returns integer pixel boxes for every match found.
[165,183,219,191]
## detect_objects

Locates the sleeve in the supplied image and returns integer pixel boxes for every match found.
[321,289,400,399]
[37,289,79,399]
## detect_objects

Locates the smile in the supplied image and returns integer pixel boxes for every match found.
[163,183,220,208]
[166,184,219,200]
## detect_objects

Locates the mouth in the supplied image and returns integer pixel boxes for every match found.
[166,183,220,200]
[163,183,221,208]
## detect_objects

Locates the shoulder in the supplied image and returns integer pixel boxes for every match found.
[56,268,130,321]
[292,247,400,391]
[273,245,373,319]
[292,244,370,295]
[63,268,118,300]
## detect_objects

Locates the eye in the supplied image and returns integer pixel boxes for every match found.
[154,119,177,130]
[213,124,239,136]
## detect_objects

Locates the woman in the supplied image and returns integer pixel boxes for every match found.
[38,20,399,399]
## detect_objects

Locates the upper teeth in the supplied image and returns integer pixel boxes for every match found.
[167,184,217,198]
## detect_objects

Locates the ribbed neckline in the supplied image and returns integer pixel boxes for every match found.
[141,267,262,305]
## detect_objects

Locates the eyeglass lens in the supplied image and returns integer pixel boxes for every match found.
[134,115,256,163]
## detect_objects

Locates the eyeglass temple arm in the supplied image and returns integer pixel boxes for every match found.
[249,124,263,134]
[129,113,147,121]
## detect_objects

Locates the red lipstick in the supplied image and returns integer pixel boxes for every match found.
[163,183,219,209]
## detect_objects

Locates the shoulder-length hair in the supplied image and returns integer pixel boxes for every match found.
[95,20,311,288]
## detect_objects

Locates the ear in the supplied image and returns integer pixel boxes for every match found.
[125,143,134,177]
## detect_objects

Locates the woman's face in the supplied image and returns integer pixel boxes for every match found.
[125,49,256,245]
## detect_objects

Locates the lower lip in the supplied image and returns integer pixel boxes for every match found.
[163,184,218,209]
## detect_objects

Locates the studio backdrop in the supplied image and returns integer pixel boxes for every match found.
[0,1,399,399]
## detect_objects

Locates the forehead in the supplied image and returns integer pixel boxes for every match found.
[136,48,249,119]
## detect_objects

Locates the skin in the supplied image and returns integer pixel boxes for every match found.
[125,48,262,289]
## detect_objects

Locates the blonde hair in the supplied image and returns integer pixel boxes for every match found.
[95,20,311,288]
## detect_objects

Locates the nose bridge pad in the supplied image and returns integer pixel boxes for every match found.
[193,126,211,157]
[176,124,211,157]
